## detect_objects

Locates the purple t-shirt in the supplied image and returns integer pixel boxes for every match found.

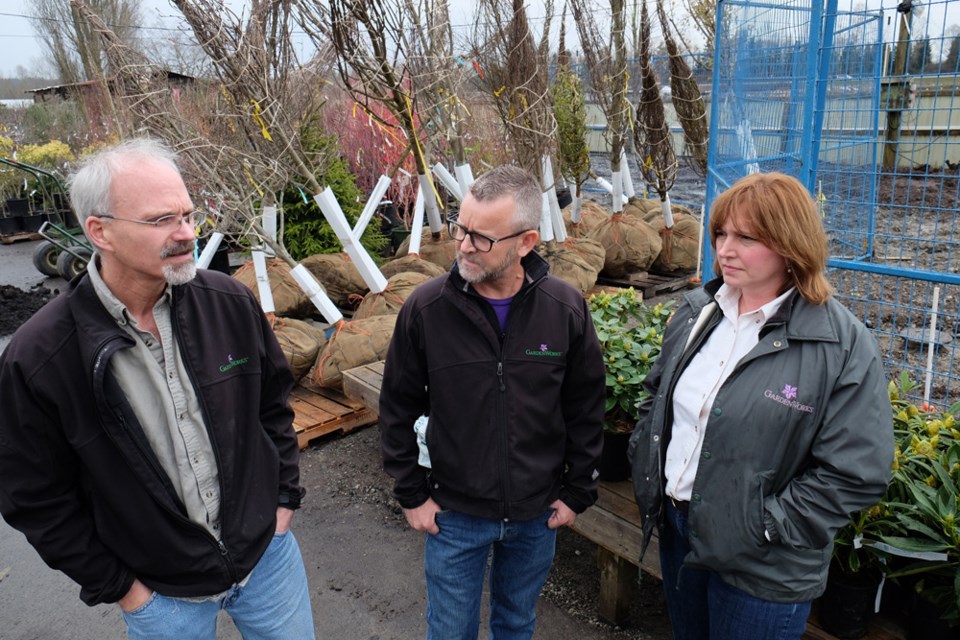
[482,295,514,333]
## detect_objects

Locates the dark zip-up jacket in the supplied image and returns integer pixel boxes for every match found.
[379,252,605,521]
[629,279,893,602]
[0,269,304,606]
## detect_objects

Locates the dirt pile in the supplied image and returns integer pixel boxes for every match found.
[0,285,57,337]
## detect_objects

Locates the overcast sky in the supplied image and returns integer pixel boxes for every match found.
[1,0,958,79]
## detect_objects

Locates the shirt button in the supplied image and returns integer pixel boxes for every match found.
[702,451,711,459]
[712,407,722,416]
[773,340,783,348]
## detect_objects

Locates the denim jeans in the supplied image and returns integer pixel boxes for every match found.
[424,509,557,640]
[122,530,315,640]
[659,500,811,640]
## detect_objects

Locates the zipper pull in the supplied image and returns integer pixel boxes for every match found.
[497,362,505,391]
[218,540,228,556]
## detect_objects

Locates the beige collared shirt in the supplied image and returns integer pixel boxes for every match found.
[664,284,794,502]
[87,260,222,540]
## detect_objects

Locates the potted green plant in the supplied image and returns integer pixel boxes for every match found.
[588,288,672,481]
[874,375,960,638]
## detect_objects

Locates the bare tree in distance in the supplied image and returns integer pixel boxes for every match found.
[569,0,631,211]
[31,0,143,84]
[470,0,557,181]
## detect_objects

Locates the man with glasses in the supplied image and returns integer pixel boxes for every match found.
[0,138,314,639]
[380,165,605,639]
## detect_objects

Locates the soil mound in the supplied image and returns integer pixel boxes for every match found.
[0,285,57,336]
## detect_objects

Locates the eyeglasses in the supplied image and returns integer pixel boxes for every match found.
[96,210,205,229]
[447,219,531,253]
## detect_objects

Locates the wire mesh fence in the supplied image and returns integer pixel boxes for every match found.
[707,0,960,404]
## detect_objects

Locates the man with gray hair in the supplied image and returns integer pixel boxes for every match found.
[0,138,314,639]
[380,165,605,639]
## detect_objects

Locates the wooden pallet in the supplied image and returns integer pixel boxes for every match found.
[596,270,696,299]
[291,378,377,449]
[0,231,42,245]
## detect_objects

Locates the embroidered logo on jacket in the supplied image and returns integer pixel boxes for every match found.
[219,353,250,372]
[763,383,814,413]
[525,343,563,357]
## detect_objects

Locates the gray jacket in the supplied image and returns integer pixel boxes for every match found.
[629,279,893,602]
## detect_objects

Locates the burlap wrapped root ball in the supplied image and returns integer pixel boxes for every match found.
[380,254,447,279]
[353,272,430,320]
[587,214,663,278]
[646,211,701,273]
[639,201,696,224]
[313,314,397,389]
[563,200,610,238]
[300,253,369,309]
[622,196,662,220]
[270,317,328,382]
[537,238,606,294]
[395,227,458,270]
[233,259,315,318]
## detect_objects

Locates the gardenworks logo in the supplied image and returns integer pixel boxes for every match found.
[219,354,250,373]
[525,343,563,358]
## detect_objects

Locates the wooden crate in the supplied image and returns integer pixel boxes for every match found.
[291,378,377,449]
[341,361,384,414]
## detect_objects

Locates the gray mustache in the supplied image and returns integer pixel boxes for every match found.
[160,241,195,259]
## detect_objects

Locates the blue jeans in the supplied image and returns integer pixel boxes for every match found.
[122,530,315,640]
[424,509,557,640]
[660,500,811,640]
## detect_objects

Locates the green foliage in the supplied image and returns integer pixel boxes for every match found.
[551,62,591,190]
[21,102,85,146]
[280,153,387,262]
[589,289,673,432]
[835,373,960,625]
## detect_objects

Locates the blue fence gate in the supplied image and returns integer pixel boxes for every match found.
[707,0,960,404]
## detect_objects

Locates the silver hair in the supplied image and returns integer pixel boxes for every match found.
[67,138,181,225]
[467,165,543,232]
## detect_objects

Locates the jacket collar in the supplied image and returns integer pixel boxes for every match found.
[689,278,838,344]
[447,250,550,296]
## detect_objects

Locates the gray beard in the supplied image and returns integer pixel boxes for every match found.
[163,261,197,286]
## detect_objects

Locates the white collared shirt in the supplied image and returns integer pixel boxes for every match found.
[664,284,794,501]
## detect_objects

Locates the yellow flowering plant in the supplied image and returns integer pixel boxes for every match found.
[588,288,673,432]
[873,373,960,625]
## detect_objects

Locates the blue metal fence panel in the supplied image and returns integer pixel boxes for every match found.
[708,0,960,404]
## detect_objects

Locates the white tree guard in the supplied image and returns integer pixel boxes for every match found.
[354,175,392,237]
[261,205,277,257]
[595,175,629,206]
[661,191,675,229]
[571,195,582,224]
[289,264,344,324]
[611,171,625,214]
[432,163,464,202]
[539,191,555,242]
[620,148,636,198]
[408,184,427,256]
[313,188,388,293]
[251,250,275,314]
[196,231,224,269]
[541,156,567,243]
[418,173,443,233]
[454,164,474,195]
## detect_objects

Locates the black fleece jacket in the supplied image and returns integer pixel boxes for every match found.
[379,252,605,521]
[0,269,303,605]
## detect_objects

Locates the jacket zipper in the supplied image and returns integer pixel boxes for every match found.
[497,353,511,520]
[170,290,239,583]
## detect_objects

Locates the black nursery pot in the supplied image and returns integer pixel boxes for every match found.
[907,594,959,640]
[0,216,21,235]
[599,429,632,481]
[818,568,882,639]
